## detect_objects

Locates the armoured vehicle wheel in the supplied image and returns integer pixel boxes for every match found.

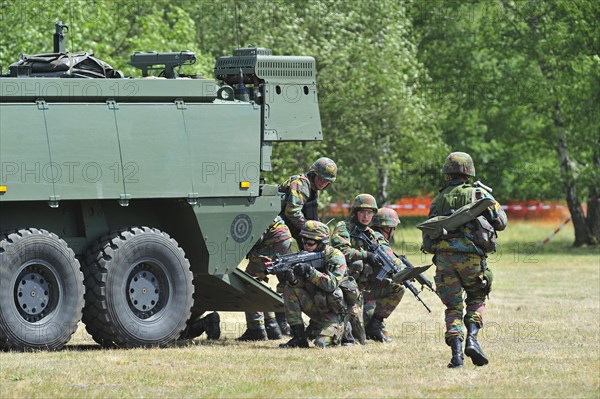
[82,227,193,348]
[0,228,84,351]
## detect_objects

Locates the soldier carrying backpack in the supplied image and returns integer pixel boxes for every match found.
[420,152,507,368]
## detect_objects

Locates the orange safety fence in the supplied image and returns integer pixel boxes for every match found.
[323,197,576,223]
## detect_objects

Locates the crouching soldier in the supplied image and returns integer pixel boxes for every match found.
[331,194,405,343]
[278,221,347,348]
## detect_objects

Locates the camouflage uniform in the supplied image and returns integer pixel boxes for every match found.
[330,195,405,343]
[282,245,347,347]
[239,216,292,340]
[367,207,405,329]
[426,152,508,367]
[278,220,347,349]
[279,157,337,247]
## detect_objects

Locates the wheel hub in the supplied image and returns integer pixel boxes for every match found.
[17,272,50,316]
[128,269,161,313]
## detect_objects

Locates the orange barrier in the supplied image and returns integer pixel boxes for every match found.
[324,197,574,223]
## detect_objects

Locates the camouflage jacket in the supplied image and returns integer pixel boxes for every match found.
[331,219,389,263]
[279,174,318,237]
[302,245,347,294]
[428,179,508,255]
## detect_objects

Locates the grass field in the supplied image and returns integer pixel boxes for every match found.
[1,221,599,398]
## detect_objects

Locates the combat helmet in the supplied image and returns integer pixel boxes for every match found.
[372,207,400,228]
[351,194,378,214]
[442,152,476,177]
[300,220,330,243]
[308,157,337,182]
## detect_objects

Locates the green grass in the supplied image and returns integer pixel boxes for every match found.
[1,222,599,398]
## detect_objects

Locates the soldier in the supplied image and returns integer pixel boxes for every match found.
[424,152,507,368]
[238,216,292,341]
[330,194,405,343]
[238,157,338,340]
[365,207,405,331]
[279,157,337,249]
[279,221,347,348]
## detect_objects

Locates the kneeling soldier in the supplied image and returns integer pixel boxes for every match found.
[331,194,405,343]
[278,221,348,348]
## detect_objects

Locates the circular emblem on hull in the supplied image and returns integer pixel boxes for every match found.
[231,214,252,243]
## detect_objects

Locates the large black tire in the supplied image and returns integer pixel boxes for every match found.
[0,228,84,351]
[82,227,194,348]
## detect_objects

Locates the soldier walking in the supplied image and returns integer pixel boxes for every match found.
[423,152,507,368]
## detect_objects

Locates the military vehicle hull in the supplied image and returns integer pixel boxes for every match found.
[0,44,322,350]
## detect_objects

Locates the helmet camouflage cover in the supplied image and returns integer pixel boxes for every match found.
[300,220,330,243]
[371,207,400,228]
[308,157,337,182]
[351,194,378,214]
[442,152,476,177]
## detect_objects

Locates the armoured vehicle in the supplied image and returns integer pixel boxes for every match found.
[0,23,322,350]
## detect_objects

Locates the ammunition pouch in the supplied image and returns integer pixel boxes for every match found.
[339,276,360,306]
[315,287,346,314]
[468,216,498,253]
[421,231,438,254]
[314,291,328,313]
[482,267,493,297]
[327,287,346,314]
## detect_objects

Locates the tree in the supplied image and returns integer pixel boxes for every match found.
[411,0,599,246]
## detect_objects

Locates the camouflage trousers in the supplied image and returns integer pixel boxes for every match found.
[362,279,405,326]
[433,251,488,342]
[283,284,344,346]
[349,261,404,327]
[244,224,292,330]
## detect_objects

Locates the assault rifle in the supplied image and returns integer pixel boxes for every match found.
[265,250,326,277]
[351,228,433,313]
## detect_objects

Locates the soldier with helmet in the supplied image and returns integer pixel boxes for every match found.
[279,157,337,248]
[363,207,404,329]
[278,221,348,348]
[371,207,401,242]
[330,194,405,343]
[237,157,337,341]
[424,151,507,368]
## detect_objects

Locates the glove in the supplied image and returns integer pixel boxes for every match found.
[349,260,364,274]
[365,252,381,267]
[293,262,313,277]
[283,269,297,284]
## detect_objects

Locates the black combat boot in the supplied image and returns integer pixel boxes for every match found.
[187,312,221,340]
[464,323,489,366]
[275,312,291,336]
[447,337,464,368]
[365,316,391,343]
[237,328,268,341]
[265,318,283,340]
[279,324,309,348]
[204,312,221,340]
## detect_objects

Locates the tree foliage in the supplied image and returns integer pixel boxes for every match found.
[1,0,598,245]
